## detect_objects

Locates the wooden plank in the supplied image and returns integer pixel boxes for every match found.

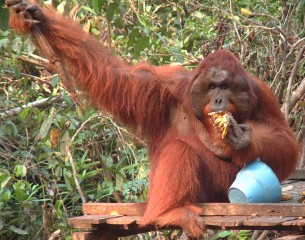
[83,203,146,216]
[83,203,305,217]
[90,225,160,239]
[106,216,142,225]
[72,232,93,240]
[281,218,305,227]
[243,217,297,227]
[200,203,305,217]
[68,215,121,228]
[203,216,249,227]
[277,233,305,240]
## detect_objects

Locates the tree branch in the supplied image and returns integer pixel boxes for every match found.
[66,114,103,204]
[0,94,63,119]
[2,52,51,69]
[283,44,305,116]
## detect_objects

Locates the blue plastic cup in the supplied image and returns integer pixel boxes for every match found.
[228,159,282,203]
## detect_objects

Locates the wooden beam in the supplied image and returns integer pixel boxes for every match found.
[83,203,146,216]
[242,217,297,227]
[83,203,305,217]
[203,216,247,227]
[68,215,121,228]
[200,203,305,217]
[106,216,141,225]
[277,233,305,240]
[72,232,93,240]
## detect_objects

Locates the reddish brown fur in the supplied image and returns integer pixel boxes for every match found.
[8,5,299,238]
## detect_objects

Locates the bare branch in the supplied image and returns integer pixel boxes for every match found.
[282,45,305,115]
[2,52,50,69]
[2,69,55,86]
[282,77,305,115]
[0,94,64,119]
[47,229,61,240]
[66,114,103,204]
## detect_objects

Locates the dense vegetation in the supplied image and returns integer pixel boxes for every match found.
[0,0,305,239]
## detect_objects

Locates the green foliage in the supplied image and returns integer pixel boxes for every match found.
[0,0,9,30]
[214,230,252,240]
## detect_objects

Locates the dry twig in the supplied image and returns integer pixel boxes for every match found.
[283,44,305,117]
[0,94,63,119]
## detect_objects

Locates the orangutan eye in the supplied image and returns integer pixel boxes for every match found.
[220,83,229,89]
[208,83,216,89]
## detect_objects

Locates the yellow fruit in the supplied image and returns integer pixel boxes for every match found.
[241,8,253,16]
[110,211,119,215]
[208,111,230,139]
[281,194,293,201]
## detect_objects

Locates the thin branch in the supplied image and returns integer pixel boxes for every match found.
[284,0,300,29]
[283,44,305,117]
[106,116,146,147]
[47,229,61,240]
[67,149,87,203]
[287,37,305,58]
[128,0,142,24]
[270,62,283,89]
[0,94,63,119]
[257,230,270,240]
[2,69,55,86]
[2,52,50,69]
[104,0,112,46]
[282,77,305,115]
[229,0,243,58]
[67,114,103,204]
[28,53,48,62]
[69,4,81,20]
[299,111,305,168]
[70,114,102,143]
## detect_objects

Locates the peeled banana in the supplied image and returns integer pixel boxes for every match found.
[208,111,231,139]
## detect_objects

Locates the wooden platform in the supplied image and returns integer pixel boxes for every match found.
[68,178,305,239]
[68,202,305,239]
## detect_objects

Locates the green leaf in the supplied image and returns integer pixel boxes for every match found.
[91,27,100,36]
[19,108,31,120]
[0,37,9,48]
[0,172,11,189]
[134,36,150,55]
[0,219,4,231]
[214,230,234,239]
[91,0,99,13]
[13,181,25,203]
[82,6,96,15]
[4,121,18,136]
[54,199,63,218]
[51,75,61,87]
[1,189,11,201]
[9,226,28,235]
[193,11,204,19]
[82,169,103,179]
[36,107,56,140]
[60,131,71,158]
[239,230,252,238]
[14,165,27,178]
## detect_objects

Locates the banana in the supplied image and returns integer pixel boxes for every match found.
[208,111,231,139]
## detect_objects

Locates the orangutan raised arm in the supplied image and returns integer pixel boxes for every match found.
[7,1,185,140]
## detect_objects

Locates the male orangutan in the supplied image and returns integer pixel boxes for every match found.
[6,1,298,237]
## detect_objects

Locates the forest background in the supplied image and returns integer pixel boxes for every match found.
[0,0,305,239]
